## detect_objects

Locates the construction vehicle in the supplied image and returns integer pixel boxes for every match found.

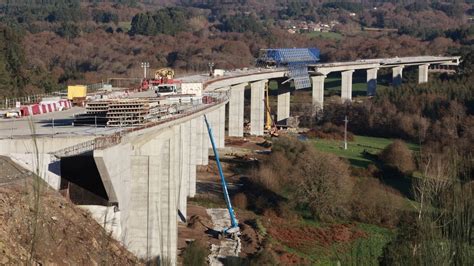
[140,67,180,91]
[204,115,240,240]
[155,82,202,98]
[264,83,279,136]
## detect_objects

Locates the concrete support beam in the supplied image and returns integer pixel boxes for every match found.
[194,116,204,165]
[341,70,354,102]
[228,83,246,137]
[250,80,266,136]
[129,132,178,264]
[188,119,197,197]
[218,105,225,148]
[367,68,378,96]
[392,66,404,87]
[311,75,325,110]
[418,64,429,84]
[178,122,190,219]
[277,91,290,123]
[200,116,209,165]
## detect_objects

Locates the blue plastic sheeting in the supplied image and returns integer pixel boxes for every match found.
[259,48,320,89]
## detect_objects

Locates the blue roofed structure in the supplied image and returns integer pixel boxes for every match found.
[257,48,320,89]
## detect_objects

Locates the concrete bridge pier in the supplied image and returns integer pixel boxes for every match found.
[178,121,191,219]
[199,116,209,166]
[228,83,246,137]
[341,70,354,102]
[367,68,378,96]
[128,130,179,264]
[392,66,404,87]
[188,119,198,197]
[277,90,290,123]
[311,75,326,110]
[250,80,267,136]
[418,64,429,84]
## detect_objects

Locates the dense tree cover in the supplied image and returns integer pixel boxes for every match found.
[220,14,264,33]
[0,1,471,95]
[129,7,188,35]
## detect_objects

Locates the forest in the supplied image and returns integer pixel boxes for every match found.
[0,0,472,98]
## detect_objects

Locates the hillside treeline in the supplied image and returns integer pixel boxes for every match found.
[0,1,472,98]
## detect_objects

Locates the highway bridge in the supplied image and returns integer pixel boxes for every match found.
[0,55,459,264]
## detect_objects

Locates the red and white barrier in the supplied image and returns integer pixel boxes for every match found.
[18,99,72,117]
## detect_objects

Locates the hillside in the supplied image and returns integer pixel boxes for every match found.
[0,156,140,265]
[0,1,472,98]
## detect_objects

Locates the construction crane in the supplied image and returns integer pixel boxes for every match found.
[264,82,279,136]
[204,115,240,240]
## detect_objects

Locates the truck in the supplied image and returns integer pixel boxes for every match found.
[155,82,202,97]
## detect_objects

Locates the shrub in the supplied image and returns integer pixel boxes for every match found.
[182,240,208,266]
[379,140,416,175]
[233,193,248,209]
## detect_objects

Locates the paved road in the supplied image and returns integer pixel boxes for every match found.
[0,107,123,138]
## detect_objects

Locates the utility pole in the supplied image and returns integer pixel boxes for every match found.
[141,62,149,79]
[208,61,215,77]
[343,115,348,150]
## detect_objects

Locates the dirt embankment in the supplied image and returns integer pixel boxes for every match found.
[0,156,140,265]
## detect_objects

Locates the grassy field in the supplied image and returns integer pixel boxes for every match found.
[312,135,419,168]
[305,31,343,40]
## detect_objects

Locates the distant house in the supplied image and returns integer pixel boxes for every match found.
[288,29,296,34]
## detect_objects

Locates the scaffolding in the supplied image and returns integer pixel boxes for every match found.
[257,48,320,89]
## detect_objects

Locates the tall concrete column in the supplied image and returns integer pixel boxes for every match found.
[277,91,290,123]
[250,80,266,136]
[129,130,178,264]
[178,122,190,220]
[418,64,429,84]
[218,105,225,148]
[392,66,404,87]
[367,68,378,96]
[194,116,204,165]
[228,83,246,137]
[188,118,197,197]
[200,116,209,166]
[311,75,325,110]
[341,70,354,102]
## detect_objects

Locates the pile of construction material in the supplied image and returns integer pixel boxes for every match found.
[73,97,195,127]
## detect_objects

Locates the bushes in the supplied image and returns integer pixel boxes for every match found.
[182,240,208,266]
[232,193,248,210]
[379,140,416,175]
[251,136,354,221]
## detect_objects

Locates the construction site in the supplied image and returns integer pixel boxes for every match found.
[0,52,464,265]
